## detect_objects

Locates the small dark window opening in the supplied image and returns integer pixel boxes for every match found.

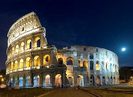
[90,61,94,70]
[67,59,73,65]
[29,42,32,49]
[58,58,63,64]
[45,56,49,62]
[90,54,94,59]
[37,39,41,47]
[83,48,86,51]
[22,27,24,31]
[96,48,98,52]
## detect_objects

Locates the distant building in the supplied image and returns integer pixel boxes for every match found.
[0,70,6,85]
[119,66,133,83]
[6,12,119,88]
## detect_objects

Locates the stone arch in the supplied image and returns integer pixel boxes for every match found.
[15,45,19,53]
[20,42,25,52]
[67,75,74,87]
[78,59,82,67]
[83,60,88,68]
[11,62,14,71]
[25,76,31,87]
[14,60,18,71]
[66,57,73,65]
[43,55,50,66]
[27,39,32,49]
[96,75,101,85]
[44,74,51,88]
[26,57,31,69]
[35,37,41,48]
[55,74,62,87]
[77,75,84,87]
[58,58,63,64]
[34,56,40,69]
[12,47,15,55]
[33,75,40,87]
[19,59,24,70]
[96,61,100,70]
[19,76,23,87]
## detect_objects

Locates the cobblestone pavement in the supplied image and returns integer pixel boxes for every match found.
[40,88,95,97]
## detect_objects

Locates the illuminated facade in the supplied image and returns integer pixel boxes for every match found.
[6,12,119,88]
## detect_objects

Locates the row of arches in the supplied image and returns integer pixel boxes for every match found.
[9,74,118,88]
[9,37,41,57]
[10,74,86,88]
[58,57,118,72]
[10,74,62,88]
[8,55,51,72]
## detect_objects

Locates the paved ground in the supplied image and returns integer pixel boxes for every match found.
[39,88,95,97]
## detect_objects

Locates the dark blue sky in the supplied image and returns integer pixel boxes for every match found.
[0,0,133,69]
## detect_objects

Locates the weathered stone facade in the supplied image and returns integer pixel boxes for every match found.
[6,12,119,88]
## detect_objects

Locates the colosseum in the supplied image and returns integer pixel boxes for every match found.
[6,12,119,88]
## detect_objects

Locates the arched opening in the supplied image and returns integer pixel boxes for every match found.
[83,60,88,68]
[96,61,100,70]
[12,47,14,55]
[19,59,24,71]
[58,58,63,64]
[10,78,13,87]
[25,76,31,87]
[14,76,18,86]
[44,75,51,88]
[67,76,74,87]
[66,57,73,65]
[77,75,84,87]
[96,75,101,86]
[15,45,19,53]
[19,77,23,87]
[11,62,14,71]
[14,61,18,71]
[78,59,82,67]
[20,42,25,52]
[34,56,40,69]
[27,39,32,50]
[35,37,41,48]
[26,57,31,70]
[55,74,62,87]
[43,55,50,66]
[33,75,40,87]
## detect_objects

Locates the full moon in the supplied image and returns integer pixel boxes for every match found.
[121,47,126,52]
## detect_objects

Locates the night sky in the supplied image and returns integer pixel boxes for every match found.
[0,0,133,70]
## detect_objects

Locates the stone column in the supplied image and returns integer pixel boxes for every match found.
[40,53,43,68]
[51,73,55,88]
[23,74,26,88]
[31,35,34,50]
[39,73,43,87]
[31,73,34,87]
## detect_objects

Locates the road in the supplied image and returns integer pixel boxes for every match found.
[39,88,99,97]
